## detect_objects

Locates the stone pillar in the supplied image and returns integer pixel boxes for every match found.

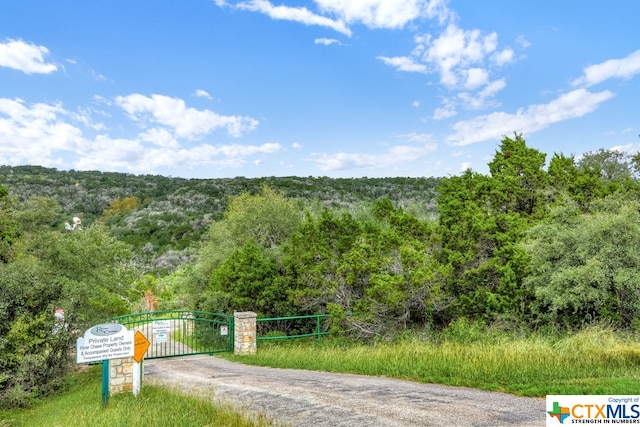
[234,311,257,355]
[109,356,134,394]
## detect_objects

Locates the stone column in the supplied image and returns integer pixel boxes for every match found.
[109,356,134,394]
[234,311,257,355]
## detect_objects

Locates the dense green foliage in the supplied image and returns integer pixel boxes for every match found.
[2,133,640,409]
[187,134,640,338]
[0,189,140,408]
[525,197,640,329]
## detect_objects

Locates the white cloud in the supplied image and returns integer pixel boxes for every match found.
[71,107,107,131]
[91,70,107,81]
[311,143,436,171]
[447,88,614,146]
[464,67,489,89]
[0,97,281,175]
[114,93,258,139]
[0,39,57,74]
[75,135,145,172]
[232,0,453,35]
[314,38,342,46]
[491,48,514,66]
[457,77,506,109]
[604,127,633,136]
[416,23,498,87]
[609,143,638,156]
[194,89,213,99]
[460,161,471,171]
[412,100,420,108]
[0,98,83,166]
[433,104,456,120]
[236,0,351,36]
[315,0,452,29]
[516,35,531,48]
[374,8,520,117]
[478,78,506,98]
[433,97,457,120]
[292,142,303,149]
[395,132,434,144]
[572,49,640,87]
[377,55,428,73]
[139,128,180,148]
[77,138,282,173]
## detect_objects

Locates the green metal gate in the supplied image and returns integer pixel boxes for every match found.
[111,310,234,359]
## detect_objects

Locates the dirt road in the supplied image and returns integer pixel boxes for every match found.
[144,355,546,426]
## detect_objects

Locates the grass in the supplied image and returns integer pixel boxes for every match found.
[0,366,275,427]
[222,324,640,397]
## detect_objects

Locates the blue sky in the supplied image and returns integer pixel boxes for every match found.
[1,1,639,179]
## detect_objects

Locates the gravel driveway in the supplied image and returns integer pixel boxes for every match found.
[144,355,546,426]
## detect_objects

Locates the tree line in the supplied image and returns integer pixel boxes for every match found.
[0,166,440,275]
[178,136,640,338]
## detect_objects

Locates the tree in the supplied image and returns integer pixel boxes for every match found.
[578,148,633,183]
[224,185,302,249]
[203,240,291,317]
[547,153,607,208]
[102,196,141,216]
[435,135,544,323]
[487,133,548,217]
[281,204,445,338]
[524,196,640,328]
[281,209,363,315]
[0,184,19,263]
[175,185,303,310]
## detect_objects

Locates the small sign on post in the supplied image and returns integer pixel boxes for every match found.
[132,331,150,397]
[152,320,171,334]
[133,331,150,363]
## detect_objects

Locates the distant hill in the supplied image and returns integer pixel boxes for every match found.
[0,165,442,274]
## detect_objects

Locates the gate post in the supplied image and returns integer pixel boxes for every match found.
[109,356,134,394]
[234,311,257,355]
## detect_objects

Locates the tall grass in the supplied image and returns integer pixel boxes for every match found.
[0,366,275,427]
[224,324,640,397]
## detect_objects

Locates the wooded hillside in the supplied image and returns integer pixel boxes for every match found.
[0,165,440,274]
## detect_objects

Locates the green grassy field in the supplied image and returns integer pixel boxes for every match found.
[225,325,640,397]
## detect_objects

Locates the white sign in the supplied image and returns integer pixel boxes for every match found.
[76,323,134,364]
[220,325,228,336]
[153,320,171,334]
[155,333,167,343]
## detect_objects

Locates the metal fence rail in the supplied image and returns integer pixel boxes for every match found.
[111,310,234,359]
[257,314,330,343]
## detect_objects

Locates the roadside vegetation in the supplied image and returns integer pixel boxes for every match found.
[0,366,274,427]
[2,134,640,413]
[226,323,640,397]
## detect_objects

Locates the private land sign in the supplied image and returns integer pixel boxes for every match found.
[76,323,134,364]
